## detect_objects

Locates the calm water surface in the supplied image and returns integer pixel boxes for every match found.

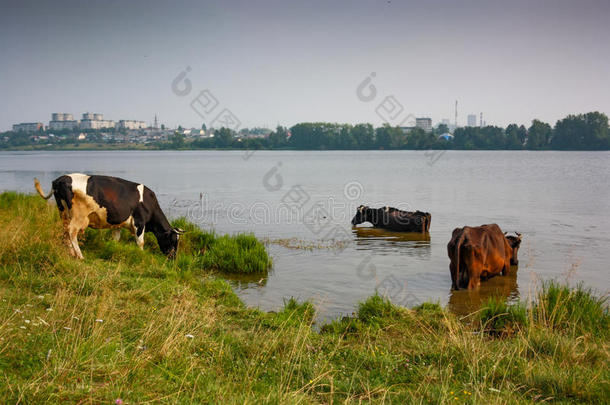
[1,150,608,320]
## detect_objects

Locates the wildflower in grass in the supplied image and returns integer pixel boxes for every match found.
[115,399,123,405]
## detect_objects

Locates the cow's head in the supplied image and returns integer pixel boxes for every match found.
[351,205,372,226]
[505,232,522,265]
[157,227,185,258]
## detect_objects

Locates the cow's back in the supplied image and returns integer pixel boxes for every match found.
[85,175,143,225]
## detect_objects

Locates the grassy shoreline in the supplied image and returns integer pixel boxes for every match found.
[0,193,608,403]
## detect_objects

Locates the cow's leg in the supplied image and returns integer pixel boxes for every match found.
[112,228,121,242]
[132,211,147,250]
[449,262,458,290]
[502,261,510,276]
[68,213,89,260]
[60,210,76,256]
[467,274,480,290]
[68,223,84,259]
[464,248,481,289]
[135,225,145,250]
[128,220,145,250]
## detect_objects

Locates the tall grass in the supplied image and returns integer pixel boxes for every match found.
[201,233,272,274]
[479,297,528,336]
[534,281,609,338]
[0,193,608,403]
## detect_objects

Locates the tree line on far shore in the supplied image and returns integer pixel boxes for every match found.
[173,111,610,151]
[2,111,609,151]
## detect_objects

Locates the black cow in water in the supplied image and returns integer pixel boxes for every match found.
[35,173,184,259]
[351,205,431,233]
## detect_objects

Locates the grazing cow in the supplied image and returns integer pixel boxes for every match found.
[447,224,522,290]
[34,173,184,259]
[351,205,431,233]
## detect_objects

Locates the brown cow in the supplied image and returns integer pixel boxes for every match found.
[447,224,522,290]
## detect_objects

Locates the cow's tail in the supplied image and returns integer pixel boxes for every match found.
[34,178,53,200]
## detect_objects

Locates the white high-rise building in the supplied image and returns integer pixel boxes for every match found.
[117,120,147,130]
[80,113,114,129]
[49,112,78,130]
[467,114,477,127]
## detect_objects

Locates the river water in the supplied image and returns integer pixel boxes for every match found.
[1,150,608,320]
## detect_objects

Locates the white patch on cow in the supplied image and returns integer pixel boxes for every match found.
[137,184,144,203]
[68,173,90,196]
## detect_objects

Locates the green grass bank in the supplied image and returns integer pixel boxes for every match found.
[0,193,608,403]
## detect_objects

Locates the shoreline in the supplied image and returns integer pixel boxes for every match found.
[0,192,608,403]
[2,145,610,152]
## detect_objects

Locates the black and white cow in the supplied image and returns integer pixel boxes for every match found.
[35,173,183,259]
[351,205,431,233]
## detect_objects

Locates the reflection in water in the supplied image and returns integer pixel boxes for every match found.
[352,226,431,258]
[353,226,431,242]
[447,265,520,316]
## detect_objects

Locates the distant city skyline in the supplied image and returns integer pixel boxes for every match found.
[1,0,609,132]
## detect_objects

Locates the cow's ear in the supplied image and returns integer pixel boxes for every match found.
[172,228,186,235]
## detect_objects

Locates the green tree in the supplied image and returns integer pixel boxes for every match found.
[406,128,436,149]
[375,124,404,149]
[551,112,609,150]
[267,126,288,148]
[170,133,185,148]
[505,124,525,149]
[351,123,375,149]
[435,123,449,135]
[526,120,552,149]
[214,127,235,148]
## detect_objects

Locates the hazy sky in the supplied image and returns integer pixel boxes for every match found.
[1,0,609,131]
